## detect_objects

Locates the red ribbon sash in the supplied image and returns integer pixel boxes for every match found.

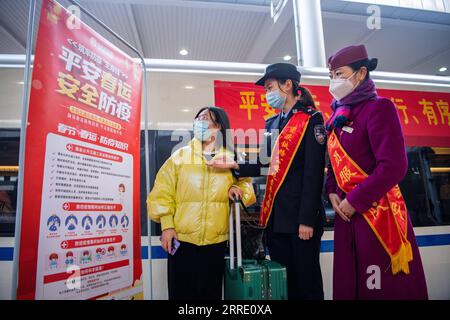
[259,111,310,227]
[328,131,413,275]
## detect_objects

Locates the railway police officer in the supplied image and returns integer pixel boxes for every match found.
[208,63,326,300]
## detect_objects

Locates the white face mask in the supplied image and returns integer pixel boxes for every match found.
[329,71,358,101]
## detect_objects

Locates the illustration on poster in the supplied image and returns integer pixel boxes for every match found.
[81,215,93,231]
[47,214,61,232]
[120,244,127,256]
[65,251,74,267]
[65,214,78,231]
[95,248,105,261]
[96,214,106,229]
[49,253,58,269]
[118,183,125,204]
[80,250,92,264]
[109,215,118,228]
[107,246,115,258]
[121,215,129,228]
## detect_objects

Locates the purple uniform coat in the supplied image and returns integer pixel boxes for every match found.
[325,96,428,300]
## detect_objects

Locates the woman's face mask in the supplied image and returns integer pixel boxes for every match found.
[329,71,359,101]
[193,119,212,141]
[266,90,287,110]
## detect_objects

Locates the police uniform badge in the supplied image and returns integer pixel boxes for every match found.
[314,125,326,145]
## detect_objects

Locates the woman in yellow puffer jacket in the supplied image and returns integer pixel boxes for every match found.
[147,106,256,300]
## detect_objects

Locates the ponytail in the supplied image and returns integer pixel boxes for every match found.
[277,78,317,109]
[297,86,317,110]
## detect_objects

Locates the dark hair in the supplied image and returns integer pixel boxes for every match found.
[194,106,233,152]
[277,78,317,109]
[348,58,378,80]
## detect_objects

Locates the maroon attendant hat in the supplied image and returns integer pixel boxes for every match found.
[328,44,377,71]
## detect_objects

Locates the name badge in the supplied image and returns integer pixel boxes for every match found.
[342,126,354,133]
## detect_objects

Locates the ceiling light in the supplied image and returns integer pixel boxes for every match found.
[181,108,192,113]
[184,85,194,89]
[179,49,188,56]
[439,67,447,72]
[283,55,292,61]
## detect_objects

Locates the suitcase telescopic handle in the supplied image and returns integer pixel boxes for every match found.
[229,199,234,270]
[229,197,242,269]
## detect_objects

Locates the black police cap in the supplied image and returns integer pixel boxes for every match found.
[255,63,301,86]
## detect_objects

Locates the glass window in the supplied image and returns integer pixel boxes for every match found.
[407,147,450,226]
[397,147,450,226]
[429,148,450,224]
[0,129,19,236]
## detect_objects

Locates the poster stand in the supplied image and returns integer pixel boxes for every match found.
[11,0,152,300]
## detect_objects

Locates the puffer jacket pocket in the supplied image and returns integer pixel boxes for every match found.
[174,202,202,235]
[206,202,229,236]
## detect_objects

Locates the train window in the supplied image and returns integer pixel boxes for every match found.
[0,129,20,236]
[401,147,450,226]
[430,148,450,225]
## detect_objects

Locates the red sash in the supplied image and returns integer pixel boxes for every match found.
[328,131,413,275]
[259,111,311,227]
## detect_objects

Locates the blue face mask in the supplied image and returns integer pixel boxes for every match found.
[266,90,286,110]
[193,120,211,141]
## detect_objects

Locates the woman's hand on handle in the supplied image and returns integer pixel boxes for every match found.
[228,186,243,201]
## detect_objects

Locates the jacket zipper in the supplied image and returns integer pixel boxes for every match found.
[201,154,209,245]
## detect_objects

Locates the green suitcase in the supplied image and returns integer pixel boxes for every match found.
[224,200,287,300]
[259,259,288,300]
[224,258,266,300]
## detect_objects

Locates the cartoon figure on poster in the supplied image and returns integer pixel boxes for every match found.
[107,246,115,258]
[120,244,127,256]
[47,214,61,232]
[49,253,58,269]
[109,215,118,228]
[65,214,78,231]
[118,183,125,205]
[120,214,129,228]
[80,250,92,264]
[64,251,74,267]
[82,215,93,231]
[95,247,105,261]
[96,214,106,229]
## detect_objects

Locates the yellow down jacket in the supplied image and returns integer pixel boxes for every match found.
[147,138,256,246]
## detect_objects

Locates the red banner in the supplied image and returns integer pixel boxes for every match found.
[17,0,143,299]
[214,80,450,147]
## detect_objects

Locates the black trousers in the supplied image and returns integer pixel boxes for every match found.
[167,240,226,300]
[266,227,324,300]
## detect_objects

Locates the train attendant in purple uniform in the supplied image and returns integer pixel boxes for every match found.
[325,44,428,300]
